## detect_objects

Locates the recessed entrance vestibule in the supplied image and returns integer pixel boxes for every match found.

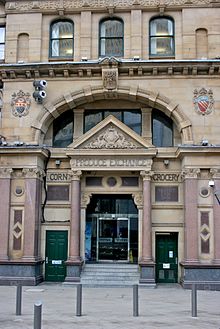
[85,194,138,263]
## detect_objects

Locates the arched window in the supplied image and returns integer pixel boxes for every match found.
[196,28,208,59]
[53,110,74,147]
[149,17,174,57]
[152,110,173,147]
[50,20,74,58]
[99,18,124,57]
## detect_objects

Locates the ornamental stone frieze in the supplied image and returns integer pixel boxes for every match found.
[5,0,218,12]
[0,167,13,178]
[102,68,118,91]
[181,168,200,179]
[22,168,45,179]
[210,168,220,179]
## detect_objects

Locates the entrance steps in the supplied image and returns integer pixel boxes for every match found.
[80,263,140,287]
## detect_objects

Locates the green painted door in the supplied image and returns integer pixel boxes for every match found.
[45,231,68,282]
[156,233,178,283]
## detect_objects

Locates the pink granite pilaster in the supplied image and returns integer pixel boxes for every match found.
[211,170,220,263]
[68,170,82,262]
[183,169,200,263]
[140,171,153,263]
[22,169,42,260]
[0,169,12,260]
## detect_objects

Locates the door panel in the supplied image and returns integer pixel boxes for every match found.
[45,231,68,282]
[156,233,178,283]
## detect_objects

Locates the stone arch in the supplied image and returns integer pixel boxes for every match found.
[31,85,193,145]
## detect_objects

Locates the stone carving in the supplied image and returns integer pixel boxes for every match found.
[140,170,154,180]
[181,168,200,179]
[85,125,139,149]
[22,168,45,179]
[81,192,92,208]
[132,192,143,208]
[11,90,31,117]
[5,0,213,12]
[0,168,13,178]
[102,68,118,90]
[69,170,82,180]
[0,135,6,145]
[193,88,214,115]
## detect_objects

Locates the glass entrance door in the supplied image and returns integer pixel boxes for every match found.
[97,217,129,261]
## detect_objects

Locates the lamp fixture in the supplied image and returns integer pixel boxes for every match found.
[209,180,220,204]
[55,159,61,166]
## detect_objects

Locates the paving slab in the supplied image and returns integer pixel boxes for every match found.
[0,283,219,329]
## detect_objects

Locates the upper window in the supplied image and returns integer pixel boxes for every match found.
[152,109,173,147]
[53,110,74,147]
[0,27,5,60]
[50,20,74,58]
[149,17,174,57]
[99,18,124,57]
[84,110,141,134]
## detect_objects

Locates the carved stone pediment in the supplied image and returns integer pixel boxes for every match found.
[69,115,152,150]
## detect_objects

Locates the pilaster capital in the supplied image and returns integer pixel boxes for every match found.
[181,168,200,180]
[140,170,154,181]
[210,168,220,179]
[70,170,82,181]
[81,192,92,208]
[132,192,143,208]
[22,167,45,179]
[0,167,13,178]
[141,107,152,114]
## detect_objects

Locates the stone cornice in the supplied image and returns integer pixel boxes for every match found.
[0,60,220,81]
[4,0,220,13]
[0,146,50,157]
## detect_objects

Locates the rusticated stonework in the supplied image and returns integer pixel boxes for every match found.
[5,0,216,12]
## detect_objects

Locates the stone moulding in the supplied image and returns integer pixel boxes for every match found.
[5,0,219,12]
[31,84,193,146]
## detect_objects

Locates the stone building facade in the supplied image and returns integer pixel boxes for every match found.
[0,0,220,288]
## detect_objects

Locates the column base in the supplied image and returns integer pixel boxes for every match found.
[180,262,220,290]
[65,259,83,283]
[139,260,155,285]
[0,259,44,286]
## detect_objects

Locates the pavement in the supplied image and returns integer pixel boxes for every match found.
[0,283,220,329]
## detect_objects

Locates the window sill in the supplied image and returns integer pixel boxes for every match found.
[48,57,74,62]
[149,56,175,60]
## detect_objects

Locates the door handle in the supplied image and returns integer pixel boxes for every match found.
[175,257,178,264]
[46,257,48,264]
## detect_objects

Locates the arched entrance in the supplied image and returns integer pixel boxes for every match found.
[85,194,138,263]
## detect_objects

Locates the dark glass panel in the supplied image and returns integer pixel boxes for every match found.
[53,110,73,147]
[86,177,103,186]
[152,109,173,147]
[124,111,141,134]
[47,185,69,201]
[121,177,139,186]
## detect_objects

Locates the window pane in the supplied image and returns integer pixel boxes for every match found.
[59,39,73,56]
[104,38,123,57]
[101,20,123,38]
[124,111,141,134]
[53,110,74,147]
[47,185,69,201]
[151,18,173,36]
[0,27,5,43]
[85,111,102,132]
[152,110,173,147]
[104,111,122,121]
[155,186,178,202]
[0,44,4,60]
[150,37,174,56]
[52,22,73,39]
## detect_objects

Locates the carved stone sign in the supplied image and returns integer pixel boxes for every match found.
[71,157,152,170]
[102,68,118,90]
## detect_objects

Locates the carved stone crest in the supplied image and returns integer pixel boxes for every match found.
[193,88,214,115]
[11,90,31,117]
[86,125,138,149]
[102,68,118,90]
